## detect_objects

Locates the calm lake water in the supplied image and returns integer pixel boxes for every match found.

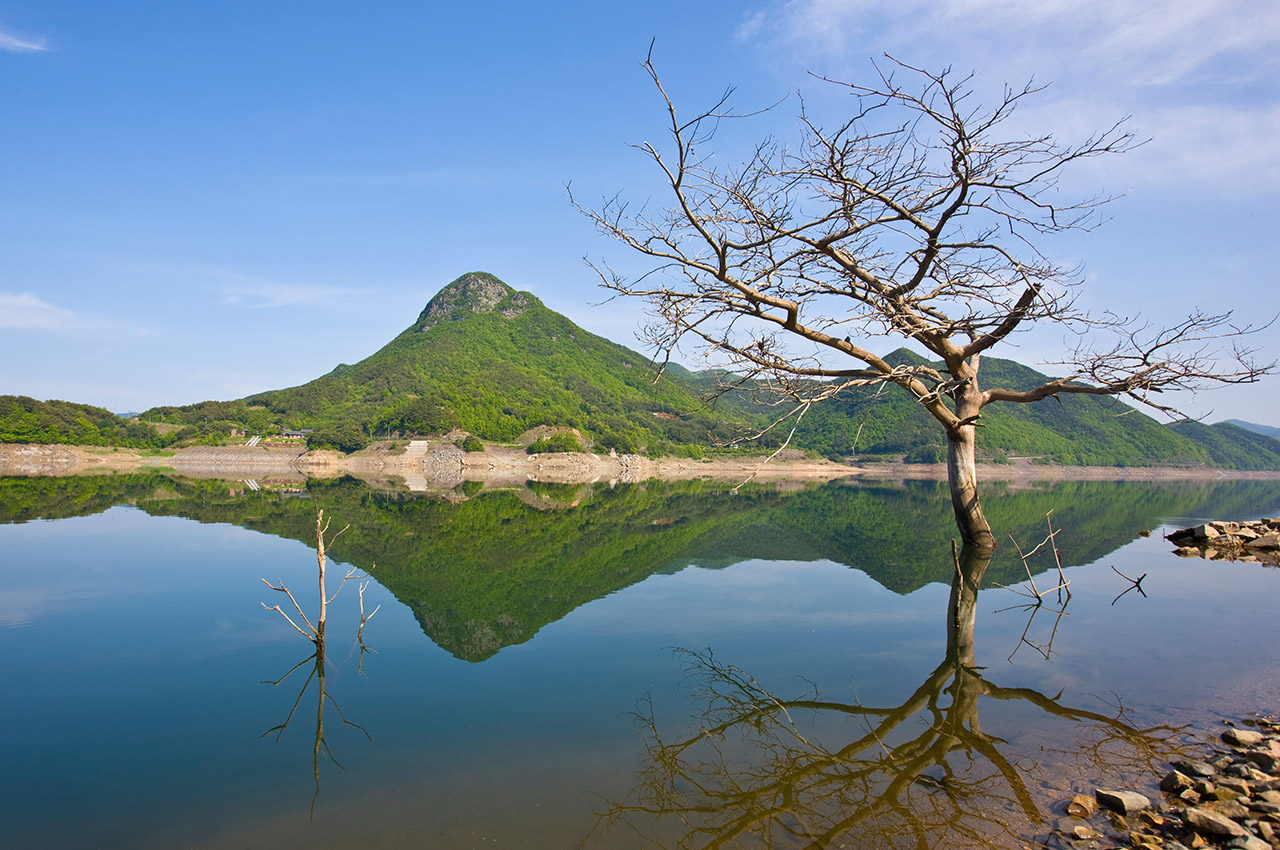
[2,473,1278,849]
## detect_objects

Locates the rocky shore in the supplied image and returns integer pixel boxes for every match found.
[1167,519,1280,566]
[1046,714,1280,850]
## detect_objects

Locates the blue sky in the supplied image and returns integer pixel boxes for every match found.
[2,1,1277,425]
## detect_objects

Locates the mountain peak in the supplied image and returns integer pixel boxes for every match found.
[413,272,540,332]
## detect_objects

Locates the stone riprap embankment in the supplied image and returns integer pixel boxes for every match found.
[1167,519,1280,566]
[1044,714,1280,850]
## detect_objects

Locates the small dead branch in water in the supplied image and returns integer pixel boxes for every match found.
[1000,599,1069,663]
[999,511,1071,606]
[995,512,1072,661]
[1109,565,1147,605]
[258,509,379,817]
[356,565,381,677]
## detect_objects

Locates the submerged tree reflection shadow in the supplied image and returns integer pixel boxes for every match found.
[587,548,1186,850]
[262,641,373,817]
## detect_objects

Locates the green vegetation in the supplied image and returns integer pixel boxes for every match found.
[762,350,1280,469]
[1224,419,1280,441]
[457,435,485,452]
[1167,420,1280,469]
[305,424,370,453]
[0,396,179,448]
[140,272,746,455]
[8,273,1278,468]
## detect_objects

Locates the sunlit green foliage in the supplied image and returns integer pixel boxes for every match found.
[306,424,371,453]
[0,396,178,448]
[141,273,746,453]
[526,432,584,453]
[772,351,1280,469]
[1168,420,1280,468]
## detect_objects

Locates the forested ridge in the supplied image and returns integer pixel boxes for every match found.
[4,272,1279,468]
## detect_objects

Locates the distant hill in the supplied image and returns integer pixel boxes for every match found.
[1168,420,1280,469]
[74,270,1280,471]
[0,395,175,448]
[1224,419,1280,441]
[146,272,743,454]
[730,349,1280,469]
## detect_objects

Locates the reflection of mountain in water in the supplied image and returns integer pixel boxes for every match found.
[4,474,1279,661]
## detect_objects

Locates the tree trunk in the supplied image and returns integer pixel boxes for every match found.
[946,543,992,665]
[946,426,996,550]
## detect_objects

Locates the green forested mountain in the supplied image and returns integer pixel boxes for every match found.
[16,271,1279,468]
[763,350,1280,469]
[1224,419,1280,441]
[145,272,742,455]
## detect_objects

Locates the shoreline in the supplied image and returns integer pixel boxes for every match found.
[3,441,1280,488]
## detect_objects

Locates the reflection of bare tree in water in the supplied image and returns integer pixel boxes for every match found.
[587,548,1186,850]
[259,507,380,816]
[262,644,373,817]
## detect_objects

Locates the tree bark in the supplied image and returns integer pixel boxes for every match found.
[946,425,996,550]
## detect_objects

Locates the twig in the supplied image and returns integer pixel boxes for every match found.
[731,402,811,493]
[1109,565,1147,605]
[261,578,319,640]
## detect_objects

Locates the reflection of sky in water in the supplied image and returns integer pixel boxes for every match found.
[0,499,1277,849]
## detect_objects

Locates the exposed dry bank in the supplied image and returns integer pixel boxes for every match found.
[3,441,1280,487]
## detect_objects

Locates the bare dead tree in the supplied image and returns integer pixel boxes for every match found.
[262,509,374,649]
[573,51,1274,549]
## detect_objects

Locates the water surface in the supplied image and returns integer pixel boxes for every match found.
[1,474,1278,848]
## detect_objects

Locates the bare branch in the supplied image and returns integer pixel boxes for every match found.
[577,53,1274,546]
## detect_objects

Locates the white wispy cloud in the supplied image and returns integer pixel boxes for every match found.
[753,0,1280,84]
[0,292,79,331]
[993,93,1280,196]
[735,0,1280,192]
[0,291,152,336]
[0,25,48,53]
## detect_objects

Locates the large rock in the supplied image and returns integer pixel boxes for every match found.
[1095,788,1150,815]
[1175,759,1219,777]
[1193,523,1222,540]
[1161,770,1195,793]
[1244,531,1280,549]
[1222,728,1265,747]
[1183,806,1246,837]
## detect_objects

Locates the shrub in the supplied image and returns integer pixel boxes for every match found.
[458,435,485,452]
[526,432,585,454]
[306,425,370,454]
[903,445,945,464]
